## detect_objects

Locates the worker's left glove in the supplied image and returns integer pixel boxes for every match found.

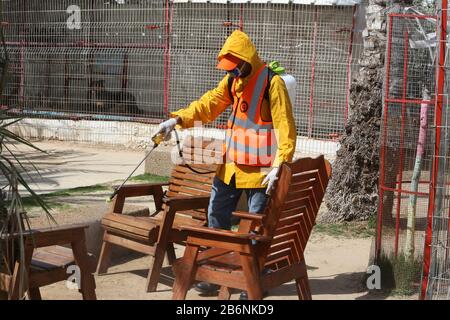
[262,167,279,195]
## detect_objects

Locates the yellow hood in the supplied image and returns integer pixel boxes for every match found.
[218,30,264,91]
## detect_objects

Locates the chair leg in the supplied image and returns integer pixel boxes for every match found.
[9,244,33,300]
[97,232,113,274]
[295,277,312,300]
[218,286,232,300]
[240,252,263,300]
[295,260,312,300]
[71,233,97,300]
[166,242,177,265]
[146,242,168,292]
[8,262,21,300]
[28,287,42,300]
[172,244,200,300]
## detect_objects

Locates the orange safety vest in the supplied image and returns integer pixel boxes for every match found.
[224,65,277,167]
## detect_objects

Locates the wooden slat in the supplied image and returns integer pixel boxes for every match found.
[29,268,68,288]
[168,184,209,196]
[103,233,155,255]
[102,213,157,230]
[170,169,215,184]
[102,215,159,239]
[38,245,73,259]
[31,251,74,270]
[169,177,212,192]
[176,209,207,221]
[261,263,307,290]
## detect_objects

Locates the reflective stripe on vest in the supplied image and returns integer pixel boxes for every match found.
[224,65,277,167]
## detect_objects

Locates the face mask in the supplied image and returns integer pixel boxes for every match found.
[227,66,243,78]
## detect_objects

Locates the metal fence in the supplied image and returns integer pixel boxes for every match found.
[376,13,436,296]
[1,0,360,140]
[423,1,450,300]
[376,7,450,299]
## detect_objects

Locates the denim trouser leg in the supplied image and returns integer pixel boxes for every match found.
[246,188,269,214]
[208,176,243,230]
[207,175,269,230]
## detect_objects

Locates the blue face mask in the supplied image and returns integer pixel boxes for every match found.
[227,66,243,78]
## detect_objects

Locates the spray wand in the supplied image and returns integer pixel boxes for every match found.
[105,133,165,203]
[105,128,215,203]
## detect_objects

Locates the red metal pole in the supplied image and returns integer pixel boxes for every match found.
[308,7,318,139]
[240,4,244,31]
[344,5,356,126]
[394,30,409,256]
[19,41,24,107]
[163,0,170,116]
[386,98,435,105]
[376,15,394,260]
[421,0,447,300]
[121,53,129,90]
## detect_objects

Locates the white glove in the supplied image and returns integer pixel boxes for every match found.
[153,118,177,141]
[262,167,279,195]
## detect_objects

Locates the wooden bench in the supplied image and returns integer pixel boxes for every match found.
[172,156,331,300]
[0,223,96,300]
[97,136,220,292]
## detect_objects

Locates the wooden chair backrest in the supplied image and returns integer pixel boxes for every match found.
[165,136,221,220]
[260,156,332,270]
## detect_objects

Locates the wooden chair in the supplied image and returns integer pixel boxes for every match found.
[97,136,219,292]
[172,156,331,300]
[0,223,96,300]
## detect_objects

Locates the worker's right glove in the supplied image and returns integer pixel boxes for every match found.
[153,118,177,142]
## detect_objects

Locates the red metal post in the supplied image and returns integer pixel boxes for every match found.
[121,53,129,90]
[19,41,24,107]
[376,15,394,260]
[239,4,244,31]
[163,0,170,116]
[394,30,409,256]
[308,7,318,139]
[421,0,447,299]
[344,5,356,126]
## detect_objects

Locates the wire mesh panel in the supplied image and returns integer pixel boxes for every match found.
[376,13,437,295]
[169,2,358,139]
[426,98,450,299]
[1,0,167,120]
[1,0,359,142]
[424,2,450,300]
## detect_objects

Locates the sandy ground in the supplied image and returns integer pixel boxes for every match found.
[5,140,416,300]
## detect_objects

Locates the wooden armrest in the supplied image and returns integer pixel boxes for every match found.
[232,211,266,222]
[163,195,210,212]
[1,223,89,240]
[112,183,168,198]
[181,225,270,243]
[2,223,90,248]
[29,223,89,234]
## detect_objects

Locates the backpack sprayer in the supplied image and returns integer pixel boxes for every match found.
[105,129,215,203]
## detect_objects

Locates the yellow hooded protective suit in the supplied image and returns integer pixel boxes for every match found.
[170,30,297,188]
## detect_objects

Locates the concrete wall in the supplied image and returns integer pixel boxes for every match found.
[10,118,340,161]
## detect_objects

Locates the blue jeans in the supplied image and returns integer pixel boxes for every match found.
[207,175,268,230]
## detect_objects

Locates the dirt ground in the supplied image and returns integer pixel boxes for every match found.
[27,200,396,300]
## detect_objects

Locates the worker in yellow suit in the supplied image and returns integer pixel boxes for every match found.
[153,30,296,298]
